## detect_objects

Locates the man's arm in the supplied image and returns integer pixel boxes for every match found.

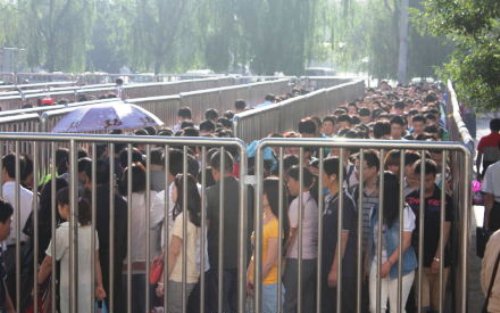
[484,193,494,229]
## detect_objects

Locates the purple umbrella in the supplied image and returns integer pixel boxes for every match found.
[52,101,164,133]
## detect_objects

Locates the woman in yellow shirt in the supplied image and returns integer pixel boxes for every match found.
[247,177,289,313]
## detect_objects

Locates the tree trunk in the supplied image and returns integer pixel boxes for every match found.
[397,0,409,84]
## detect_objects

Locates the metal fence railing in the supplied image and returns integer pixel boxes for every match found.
[233,79,365,142]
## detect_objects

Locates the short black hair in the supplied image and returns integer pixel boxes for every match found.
[298,118,317,135]
[413,159,438,176]
[373,121,391,139]
[177,107,192,119]
[337,114,352,124]
[323,156,345,177]
[359,149,380,171]
[204,108,219,121]
[199,120,216,133]
[0,198,13,224]
[119,163,146,195]
[234,99,246,110]
[359,107,371,117]
[490,118,500,132]
[390,115,405,126]
[2,154,19,179]
[404,151,421,167]
[412,114,426,124]
[323,115,336,125]
[394,101,405,110]
[210,150,234,173]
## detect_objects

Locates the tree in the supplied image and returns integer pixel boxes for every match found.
[417,0,500,111]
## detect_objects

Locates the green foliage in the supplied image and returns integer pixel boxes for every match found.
[417,0,500,110]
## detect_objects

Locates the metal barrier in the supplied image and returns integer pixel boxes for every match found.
[180,78,291,123]
[301,76,359,91]
[0,77,238,111]
[0,81,78,93]
[252,138,471,313]
[0,133,248,313]
[233,79,365,142]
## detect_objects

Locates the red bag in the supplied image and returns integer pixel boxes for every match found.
[149,258,164,285]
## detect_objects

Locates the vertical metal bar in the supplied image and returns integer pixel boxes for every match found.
[163,144,170,307]
[91,143,97,313]
[315,147,325,313]
[238,144,248,313]
[126,145,132,313]
[439,151,446,313]
[14,143,21,312]
[108,143,115,313]
[145,144,152,313]
[337,148,344,313]
[376,149,385,313]
[417,151,426,313]
[32,142,39,313]
[254,144,264,313]
[218,147,225,313]
[50,143,57,313]
[69,139,78,313]
[397,150,405,313]
[356,149,364,313]
[200,147,207,313]
[298,148,304,313]
[460,149,470,313]
[182,146,189,313]
[278,147,285,313]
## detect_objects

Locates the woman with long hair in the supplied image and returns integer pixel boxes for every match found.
[155,174,201,313]
[368,172,417,313]
[247,177,289,313]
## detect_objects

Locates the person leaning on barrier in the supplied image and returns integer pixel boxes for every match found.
[481,229,500,313]
[246,177,288,313]
[0,198,15,313]
[405,159,453,313]
[368,172,417,313]
[320,157,358,313]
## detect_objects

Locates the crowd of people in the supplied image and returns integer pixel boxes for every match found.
[0,80,483,313]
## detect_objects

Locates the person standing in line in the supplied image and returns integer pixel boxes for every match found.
[368,172,417,313]
[283,166,319,313]
[38,188,106,313]
[321,157,358,313]
[476,118,500,178]
[155,174,202,313]
[247,177,289,313]
[482,159,500,233]
[0,199,15,313]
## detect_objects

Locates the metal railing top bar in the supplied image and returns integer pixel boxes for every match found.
[0,81,78,91]
[447,80,474,148]
[255,137,472,155]
[0,132,246,147]
[127,95,180,103]
[178,78,291,97]
[0,113,41,124]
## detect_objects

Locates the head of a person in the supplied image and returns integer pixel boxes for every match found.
[77,157,93,190]
[19,154,34,189]
[373,121,391,139]
[234,99,247,112]
[119,163,146,195]
[384,150,401,176]
[199,120,216,135]
[286,165,316,197]
[56,187,92,225]
[262,177,289,243]
[55,148,70,176]
[210,150,234,181]
[172,173,201,227]
[411,115,426,135]
[265,94,276,103]
[413,159,438,193]
[490,118,500,133]
[359,107,372,124]
[1,154,23,182]
[403,151,421,177]
[337,114,352,131]
[322,157,344,189]
[177,106,192,121]
[355,149,380,182]
[347,102,359,115]
[298,118,317,138]
[204,108,219,122]
[0,198,13,241]
[322,116,336,136]
[393,101,405,115]
[381,171,400,227]
[390,115,406,139]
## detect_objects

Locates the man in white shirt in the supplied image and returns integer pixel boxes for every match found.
[482,160,500,232]
[1,153,34,311]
